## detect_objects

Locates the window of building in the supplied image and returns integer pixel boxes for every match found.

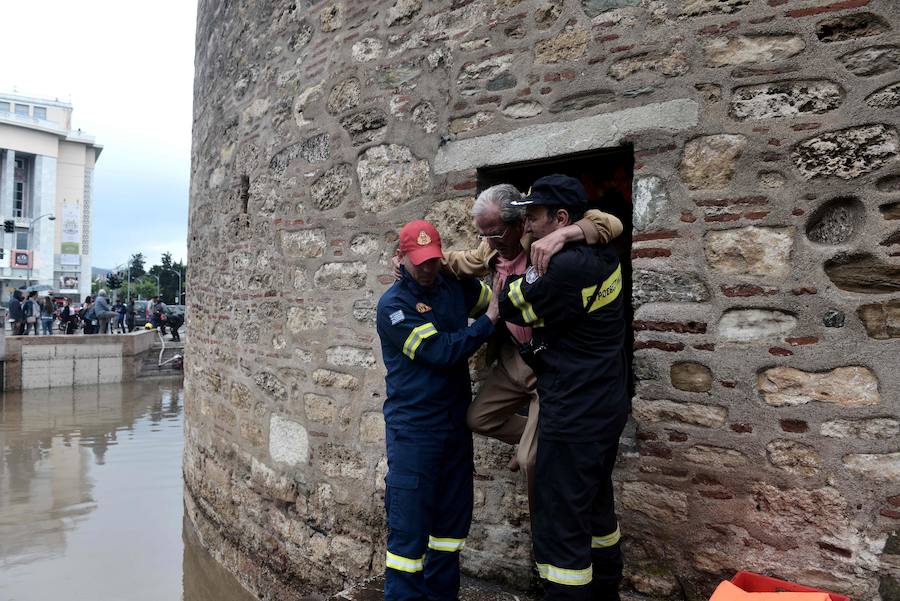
[14,182,25,218]
[14,104,28,117]
[0,102,9,113]
[15,231,28,250]
[33,106,47,120]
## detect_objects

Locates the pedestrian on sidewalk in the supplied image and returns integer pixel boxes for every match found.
[81,296,95,334]
[8,290,25,335]
[40,297,55,335]
[23,291,40,335]
[94,289,118,334]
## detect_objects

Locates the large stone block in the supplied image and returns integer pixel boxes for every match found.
[703,35,805,67]
[792,124,899,180]
[326,346,376,369]
[288,306,327,333]
[327,78,361,114]
[681,0,749,17]
[359,412,385,444]
[704,226,793,278]
[805,197,863,245]
[824,253,900,294]
[279,228,326,258]
[838,45,900,77]
[718,309,797,342]
[821,418,899,440]
[843,452,900,481]
[608,48,689,81]
[816,12,891,43]
[757,366,880,407]
[729,80,843,121]
[684,444,748,468]
[670,362,714,393]
[857,299,900,339]
[312,369,360,391]
[502,100,544,119]
[633,398,726,428]
[255,371,288,402]
[866,81,900,109]
[620,482,688,522]
[340,108,388,146]
[356,144,430,213]
[304,393,337,424]
[534,26,588,64]
[270,134,330,176]
[632,176,667,231]
[269,414,308,466]
[679,134,747,189]
[766,440,820,477]
[311,164,354,211]
[313,262,367,290]
[633,270,710,307]
[424,197,476,251]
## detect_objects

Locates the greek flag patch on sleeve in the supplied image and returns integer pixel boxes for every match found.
[390,310,405,325]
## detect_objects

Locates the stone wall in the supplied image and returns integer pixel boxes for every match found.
[185,1,900,599]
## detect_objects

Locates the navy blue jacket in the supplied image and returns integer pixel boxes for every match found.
[500,242,629,443]
[377,269,493,431]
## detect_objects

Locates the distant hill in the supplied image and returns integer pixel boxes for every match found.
[91,267,113,279]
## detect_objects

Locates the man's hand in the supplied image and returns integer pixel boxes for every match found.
[391,251,402,280]
[486,278,501,323]
[530,230,566,276]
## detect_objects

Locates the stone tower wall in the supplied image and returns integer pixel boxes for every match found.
[185,1,900,599]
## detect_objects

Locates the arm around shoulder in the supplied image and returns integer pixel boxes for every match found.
[576,209,624,245]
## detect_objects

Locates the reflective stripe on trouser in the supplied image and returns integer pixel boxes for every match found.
[428,536,466,552]
[533,435,626,601]
[384,427,474,601]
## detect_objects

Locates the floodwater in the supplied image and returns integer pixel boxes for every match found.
[0,379,255,601]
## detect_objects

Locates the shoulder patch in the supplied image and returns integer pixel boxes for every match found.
[525,265,540,284]
[389,309,405,325]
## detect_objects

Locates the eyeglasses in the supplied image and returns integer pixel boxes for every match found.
[476,227,509,241]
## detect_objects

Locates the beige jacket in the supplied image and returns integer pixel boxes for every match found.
[442,209,624,278]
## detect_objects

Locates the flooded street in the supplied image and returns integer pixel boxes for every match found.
[0,379,254,601]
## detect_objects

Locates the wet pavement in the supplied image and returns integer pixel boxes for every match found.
[0,378,254,601]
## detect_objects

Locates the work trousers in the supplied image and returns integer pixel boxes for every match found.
[466,340,538,501]
[533,433,626,601]
[384,426,473,601]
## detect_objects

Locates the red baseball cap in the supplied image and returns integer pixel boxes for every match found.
[399,220,443,265]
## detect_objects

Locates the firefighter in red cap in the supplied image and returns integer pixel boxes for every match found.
[376,220,500,601]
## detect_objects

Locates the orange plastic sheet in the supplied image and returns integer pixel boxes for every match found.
[710,581,831,601]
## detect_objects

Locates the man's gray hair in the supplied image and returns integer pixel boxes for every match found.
[471,184,525,224]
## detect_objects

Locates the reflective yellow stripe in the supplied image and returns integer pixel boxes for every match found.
[402,322,438,360]
[386,551,425,573]
[428,536,466,552]
[508,278,542,326]
[536,562,593,586]
[591,525,620,548]
[469,281,491,317]
[581,264,622,313]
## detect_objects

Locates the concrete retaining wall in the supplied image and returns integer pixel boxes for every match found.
[3,330,156,390]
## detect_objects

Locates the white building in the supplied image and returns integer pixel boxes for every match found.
[0,91,102,300]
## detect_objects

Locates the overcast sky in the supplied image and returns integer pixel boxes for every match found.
[1,0,197,270]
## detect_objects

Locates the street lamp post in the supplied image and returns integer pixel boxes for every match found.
[26,213,56,289]
[163,268,182,305]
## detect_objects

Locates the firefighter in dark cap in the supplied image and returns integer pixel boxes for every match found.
[499,174,629,601]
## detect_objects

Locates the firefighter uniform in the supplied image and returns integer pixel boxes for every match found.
[499,177,629,601]
[376,234,494,601]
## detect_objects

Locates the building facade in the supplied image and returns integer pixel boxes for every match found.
[0,92,102,300]
[186,1,900,600]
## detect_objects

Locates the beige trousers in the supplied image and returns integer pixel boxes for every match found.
[466,339,539,501]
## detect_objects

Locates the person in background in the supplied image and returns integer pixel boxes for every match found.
[8,290,25,335]
[40,297,55,335]
[113,299,126,333]
[94,289,117,334]
[80,296,95,335]
[61,298,77,335]
[23,291,39,335]
[126,298,136,332]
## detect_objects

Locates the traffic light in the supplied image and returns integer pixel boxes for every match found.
[3,220,13,233]
[0,249,5,259]
[106,272,122,289]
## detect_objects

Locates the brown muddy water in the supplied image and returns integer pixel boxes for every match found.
[0,379,254,601]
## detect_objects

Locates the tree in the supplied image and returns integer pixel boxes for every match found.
[129,253,146,279]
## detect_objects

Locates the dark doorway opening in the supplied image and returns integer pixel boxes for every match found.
[477,145,635,395]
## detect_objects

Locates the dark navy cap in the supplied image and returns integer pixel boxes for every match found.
[510,174,587,211]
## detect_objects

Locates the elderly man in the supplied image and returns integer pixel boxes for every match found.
[499,174,629,601]
[442,184,622,505]
[376,220,500,601]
